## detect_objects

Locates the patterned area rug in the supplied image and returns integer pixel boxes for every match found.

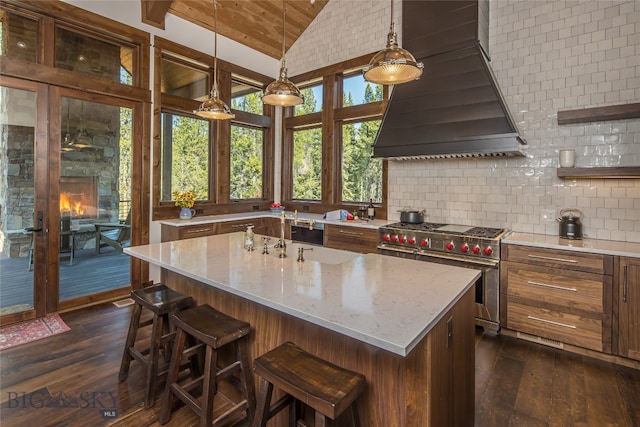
[0,313,70,351]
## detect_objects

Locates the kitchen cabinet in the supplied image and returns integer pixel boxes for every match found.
[215,218,264,235]
[324,224,378,253]
[616,257,640,361]
[161,223,217,242]
[501,244,614,353]
[263,217,290,240]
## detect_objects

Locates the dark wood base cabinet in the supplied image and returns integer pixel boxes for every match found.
[615,257,640,361]
[162,269,475,427]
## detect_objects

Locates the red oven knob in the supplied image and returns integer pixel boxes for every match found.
[460,243,469,253]
[399,236,407,243]
[472,245,480,254]
[382,234,390,241]
[483,246,493,256]
[420,239,428,247]
[390,235,398,243]
[445,242,454,251]
[408,237,416,245]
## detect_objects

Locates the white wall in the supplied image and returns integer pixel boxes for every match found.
[288,0,640,243]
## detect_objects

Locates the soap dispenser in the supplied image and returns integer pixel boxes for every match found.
[244,225,255,251]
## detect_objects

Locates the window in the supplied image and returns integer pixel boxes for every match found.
[230,125,263,199]
[160,112,210,201]
[161,56,209,100]
[231,79,263,114]
[294,83,322,116]
[0,9,38,62]
[284,66,387,215]
[292,128,322,200]
[55,26,136,86]
[341,120,382,203]
[342,73,383,107]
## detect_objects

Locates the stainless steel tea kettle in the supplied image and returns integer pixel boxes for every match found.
[557,208,583,239]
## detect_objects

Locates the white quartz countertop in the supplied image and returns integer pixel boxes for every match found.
[158,211,392,230]
[503,232,640,258]
[125,233,480,356]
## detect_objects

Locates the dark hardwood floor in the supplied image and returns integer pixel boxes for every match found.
[1,302,639,426]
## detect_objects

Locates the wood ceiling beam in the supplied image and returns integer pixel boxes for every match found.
[141,0,174,30]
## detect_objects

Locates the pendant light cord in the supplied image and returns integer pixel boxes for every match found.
[212,0,219,95]
[281,0,286,63]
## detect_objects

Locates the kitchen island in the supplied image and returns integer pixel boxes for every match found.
[125,233,481,426]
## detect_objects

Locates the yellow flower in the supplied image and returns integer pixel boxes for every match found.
[172,190,197,208]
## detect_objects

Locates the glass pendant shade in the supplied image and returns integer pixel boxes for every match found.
[364,22,424,85]
[194,0,234,120]
[262,0,304,107]
[262,62,304,106]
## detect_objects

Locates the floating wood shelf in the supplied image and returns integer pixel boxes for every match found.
[557,103,640,125]
[557,166,640,178]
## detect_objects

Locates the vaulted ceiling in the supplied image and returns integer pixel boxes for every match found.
[141,0,330,59]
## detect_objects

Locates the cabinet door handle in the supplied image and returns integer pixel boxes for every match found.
[527,315,576,329]
[623,264,628,303]
[231,223,253,229]
[186,228,211,234]
[339,230,364,236]
[527,254,578,264]
[527,281,577,292]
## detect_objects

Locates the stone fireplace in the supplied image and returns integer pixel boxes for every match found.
[60,176,99,219]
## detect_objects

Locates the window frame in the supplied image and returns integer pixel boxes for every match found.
[283,56,389,219]
[152,37,275,220]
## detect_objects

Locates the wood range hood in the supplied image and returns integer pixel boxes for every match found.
[373,0,526,159]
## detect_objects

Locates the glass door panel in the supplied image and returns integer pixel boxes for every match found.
[0,85,37,316]
[58,96,131,302]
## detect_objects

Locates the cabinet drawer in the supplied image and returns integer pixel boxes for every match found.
[216,219,264,235]
[324,225,378,253]
[179,224,217,240]
[507,302,603,352]
[505,262,604,312]
[503,245,611,274]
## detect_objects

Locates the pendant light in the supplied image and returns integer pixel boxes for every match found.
[363,0,423,85]
[194,0,235,120]
[262,0,304,107]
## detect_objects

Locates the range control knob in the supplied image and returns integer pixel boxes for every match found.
[382,234,390,241]
[472,245,481,254]
[420,239,428,247]
[390,235,398,243]
[399,236,407,244]
[445,241,455,251]
[408,237,416,245]
[483,246,493,256]
[460,243,469,253]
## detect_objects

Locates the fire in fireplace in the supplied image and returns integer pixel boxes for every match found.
[59,176,98,219]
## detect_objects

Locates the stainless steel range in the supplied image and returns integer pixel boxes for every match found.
[378,222,510,334]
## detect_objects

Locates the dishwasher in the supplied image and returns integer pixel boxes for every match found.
[291,223,324,246]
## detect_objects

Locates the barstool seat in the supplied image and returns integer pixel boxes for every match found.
[118,283,194,408]
[253,341,366,427]
[159,304,256,427]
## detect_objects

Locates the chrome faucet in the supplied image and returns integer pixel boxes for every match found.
[293,209,316,230]
[275,211,287,258]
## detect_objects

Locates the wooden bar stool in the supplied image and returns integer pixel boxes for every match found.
[253,341,366,427]
[118,283,194,408]
[159,304,256,427]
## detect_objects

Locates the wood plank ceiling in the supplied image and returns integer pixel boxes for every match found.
[141,0,329,59]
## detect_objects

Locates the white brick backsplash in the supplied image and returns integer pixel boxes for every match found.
[287,0,639,243]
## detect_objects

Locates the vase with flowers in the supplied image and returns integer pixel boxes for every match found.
[173,190,197,219]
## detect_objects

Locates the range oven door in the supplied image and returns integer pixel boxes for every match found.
[415,253,500,334]
[378,245,416,260]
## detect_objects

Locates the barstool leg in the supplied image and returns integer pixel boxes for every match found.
[119,303,142,382]
[201,346,218,427]
[159,328,186,425]
[253,378,274,427]
[315,411,327,427]
[237,337,256,423]
[145,313,164,408]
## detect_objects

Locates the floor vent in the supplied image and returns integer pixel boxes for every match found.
[113,298,134,308]
[516,332,564,349]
